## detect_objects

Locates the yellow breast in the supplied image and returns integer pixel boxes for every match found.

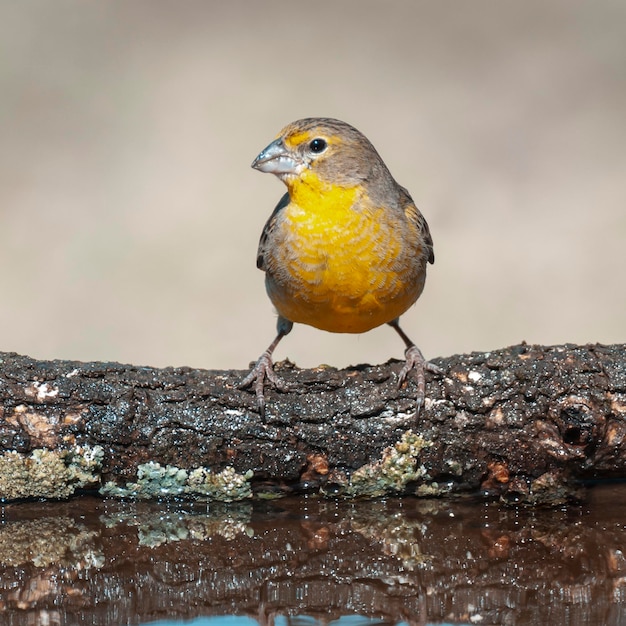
[264,171,424,333]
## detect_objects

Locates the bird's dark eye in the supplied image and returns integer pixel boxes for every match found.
[309,138,327,153]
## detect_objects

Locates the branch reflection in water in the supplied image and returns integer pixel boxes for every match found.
[1,484,625,625]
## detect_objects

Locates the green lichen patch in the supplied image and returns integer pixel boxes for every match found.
[101,462,253,502]
[0,446,103,501]
[102,506,252,547]
[0,518,102,568]
[341,430,432,498]
[351,508,430,570]
[415,482,453,497]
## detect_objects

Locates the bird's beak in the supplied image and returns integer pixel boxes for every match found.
[251,139,301,175]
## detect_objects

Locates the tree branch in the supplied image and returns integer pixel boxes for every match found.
[1,343,624,503]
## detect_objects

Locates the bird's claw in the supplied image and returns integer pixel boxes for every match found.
[239,351,289,418]
[397,345,441,418]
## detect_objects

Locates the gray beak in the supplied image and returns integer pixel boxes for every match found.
[251,139,301,175]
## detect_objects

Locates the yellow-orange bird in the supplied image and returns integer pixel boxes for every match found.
[241,118,439,416]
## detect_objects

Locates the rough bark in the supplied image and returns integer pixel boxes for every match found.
[0,343,625,503]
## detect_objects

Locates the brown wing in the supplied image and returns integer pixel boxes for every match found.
[399,186,434,265]
[256,192,290,271]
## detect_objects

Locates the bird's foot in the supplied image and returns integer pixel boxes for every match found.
[239,351,289,418]
[397,345,443,417]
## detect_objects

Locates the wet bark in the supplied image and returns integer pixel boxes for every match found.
[0,343,625,503]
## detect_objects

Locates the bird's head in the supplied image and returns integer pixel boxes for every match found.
[252,118,389,190]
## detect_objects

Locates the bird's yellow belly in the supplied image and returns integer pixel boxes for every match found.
[265,198,423,333]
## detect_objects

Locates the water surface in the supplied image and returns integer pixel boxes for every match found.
[1,484,625,625]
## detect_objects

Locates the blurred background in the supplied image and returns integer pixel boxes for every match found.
[1,0,624,371]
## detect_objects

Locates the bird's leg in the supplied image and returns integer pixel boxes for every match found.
[388,318,442,417]
[239,317,293,418]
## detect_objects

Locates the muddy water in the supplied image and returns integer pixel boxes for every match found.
[1,484,626,626]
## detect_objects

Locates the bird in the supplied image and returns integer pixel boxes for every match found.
[240,117,439,418]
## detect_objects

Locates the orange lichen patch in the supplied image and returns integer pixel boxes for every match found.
[488,461,510,484]
[488,534,512,559]
[451,370,469,383]
[62,411,85,426]
[302,521,331,550]
[481,460,511,495]
[6,407,59,447]
[605,421,626,447]
[301,453,329,482]
[309,453,329,475]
